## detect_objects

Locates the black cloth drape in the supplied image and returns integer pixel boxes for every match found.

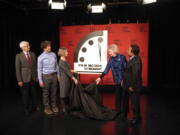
[69,82,117,120]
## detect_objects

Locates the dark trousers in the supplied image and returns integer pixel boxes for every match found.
[121,89,140,119]
[115,85,123,113]
[20,80,38,112]
[42,73,57,108]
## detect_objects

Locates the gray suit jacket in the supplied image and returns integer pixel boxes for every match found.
[15,52,37,83]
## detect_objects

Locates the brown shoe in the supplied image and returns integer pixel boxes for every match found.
[44,107,54,115]
[52,106,59,113]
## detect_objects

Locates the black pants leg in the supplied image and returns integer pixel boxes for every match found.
[29,81,39,109]
[130,91,140,119]
[20,82,30,112]
[115,85,123,113]
[60,97,69,113]
[121,90,129,117]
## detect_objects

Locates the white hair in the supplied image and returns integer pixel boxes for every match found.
[19,41,29,48]
[108,44,119,53]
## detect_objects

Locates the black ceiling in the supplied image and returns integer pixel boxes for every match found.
[0,0,179,11]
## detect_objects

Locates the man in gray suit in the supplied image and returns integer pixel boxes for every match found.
[15,41,39,115]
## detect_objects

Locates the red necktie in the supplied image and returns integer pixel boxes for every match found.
[26,53,31,64]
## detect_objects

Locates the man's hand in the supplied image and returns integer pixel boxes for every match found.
[96,78,101,85]
[129,87,134,92]
[18,82,23,87]
[39,82,45,88]
[57,76,60,81]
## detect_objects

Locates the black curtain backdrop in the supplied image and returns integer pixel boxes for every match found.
[0,8,61,95]
[0,1,180,95]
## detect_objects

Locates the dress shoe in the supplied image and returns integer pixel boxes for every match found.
[32,106,41,112]
[44,107,54,115]
[129,118,141,125]
[36,107,41,111]
[117,113,127,120]
[52,106,59,113]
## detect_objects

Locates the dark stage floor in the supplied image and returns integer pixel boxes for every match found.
[0,89,180,135]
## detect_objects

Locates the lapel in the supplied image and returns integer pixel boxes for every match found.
[21,52,27,63]
[127,56,136,67]
[29,52,34,67]
[20,52,31,66]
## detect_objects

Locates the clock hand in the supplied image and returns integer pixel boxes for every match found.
[98,42,101,62]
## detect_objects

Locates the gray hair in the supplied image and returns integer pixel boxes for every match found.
[19,41,29,48]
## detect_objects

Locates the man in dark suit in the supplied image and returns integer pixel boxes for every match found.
[120,44,142,125]
[15,41,39,115]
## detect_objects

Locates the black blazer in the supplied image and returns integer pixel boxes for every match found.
[123,55,142,91]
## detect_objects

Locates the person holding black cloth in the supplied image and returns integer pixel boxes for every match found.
[96,44,127,113]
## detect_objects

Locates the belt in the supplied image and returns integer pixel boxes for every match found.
[42,72,57,76]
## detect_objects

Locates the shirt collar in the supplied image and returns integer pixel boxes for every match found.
[23,51,29,55]
[129,55,135,60]
[112,53,118,58]
[43,51,51,54]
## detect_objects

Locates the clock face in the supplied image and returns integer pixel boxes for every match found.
[74,30,108,74]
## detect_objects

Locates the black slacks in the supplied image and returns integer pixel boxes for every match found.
[115,85,123,113]
[121,89,140,119]
[20,80,38,112]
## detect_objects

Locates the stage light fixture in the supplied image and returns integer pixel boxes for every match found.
[137,0,157,5]
[87,2,106,13]
[143,0,157,4]
[49,0,67,10]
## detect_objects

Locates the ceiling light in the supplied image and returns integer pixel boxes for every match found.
[87,2,106,13]
[49,0,67,10]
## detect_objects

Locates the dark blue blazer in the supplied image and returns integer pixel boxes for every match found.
[100,54,127,84]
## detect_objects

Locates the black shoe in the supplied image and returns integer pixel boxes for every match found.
[61,108,68,115]
[129,118,141,125]
[31,106,41,112]
[35,107,41,111]
[118,113,127,120]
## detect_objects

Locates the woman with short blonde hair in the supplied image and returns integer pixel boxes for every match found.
[58,47,67,57]
[108,44,119,54]
[96,43,127,114]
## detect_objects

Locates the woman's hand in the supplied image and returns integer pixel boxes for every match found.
[96,78,101,85]
[71,69,78,74]
[70,69,74,73]
[72,77,78,85]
